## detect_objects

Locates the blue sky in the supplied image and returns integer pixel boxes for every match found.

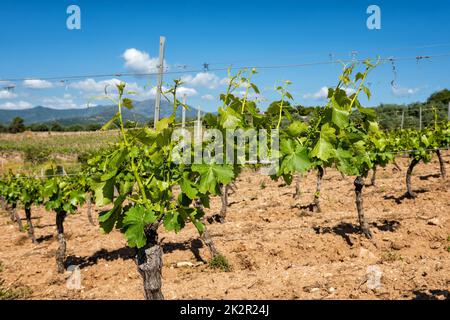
[0,0,450,113]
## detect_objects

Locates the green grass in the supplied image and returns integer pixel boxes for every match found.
[0,279,32,300]
[0,131,120,175]
[209,254,231,272]
[382,251,403,262]
[0,131,119,156]
[0,261,32,300]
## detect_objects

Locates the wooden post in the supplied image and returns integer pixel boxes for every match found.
[196,106,202,142]
[419,106,422,130]
[182,94,186,129]
[401,109,404,130]
[448,102,450,121]
[153,36,166,128]
[448,102,450,156]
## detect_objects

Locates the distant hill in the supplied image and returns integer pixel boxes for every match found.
[0,99,199,126]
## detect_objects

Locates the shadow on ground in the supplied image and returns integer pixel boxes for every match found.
[412,289,449,300]
[313,220,400,246]
[65,238,206,269]
[383,189,428,204]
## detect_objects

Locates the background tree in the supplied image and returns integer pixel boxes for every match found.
[427,89,450,105]
[8,117,25,133]
[50,122,63,132]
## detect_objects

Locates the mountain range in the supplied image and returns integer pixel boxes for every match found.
[0,99,199,126]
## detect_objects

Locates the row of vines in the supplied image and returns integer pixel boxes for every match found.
[0,61,449,299]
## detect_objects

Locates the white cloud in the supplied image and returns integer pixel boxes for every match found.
[303,87,329,100]
[70,78,140,94]
[122,48,163,74]
[0,100,33,110]
[392,86,419,97]
[220,77,231,86]
[177,87,198,97]
[42,97,79,109]
[235,91,264,101]
[69,78,197,103]
[181,72,221,89]
[303,86,356,100]
[23,79,54,89]
[201,94,215,101]
[344,87,356,95]
[0,90,17,99]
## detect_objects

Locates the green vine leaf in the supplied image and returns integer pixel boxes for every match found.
[122,205,157,248]
[192,163,235,194]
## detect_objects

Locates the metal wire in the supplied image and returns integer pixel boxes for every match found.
[2,52,450,84]
[1,148,448,180]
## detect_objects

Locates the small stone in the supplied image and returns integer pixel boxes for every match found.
[328,287,336,293]
[310,288,320,293]
[427,218,441,226]
[429,242,442,250]
[391,241,404,250]
[358,248,378,261]
[176,261,194,268]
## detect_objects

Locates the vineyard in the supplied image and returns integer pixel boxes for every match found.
[0,62,449,300]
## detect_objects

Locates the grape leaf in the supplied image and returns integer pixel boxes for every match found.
[122,205,157,248]
[192,163,235,194]
[279,139,312,174]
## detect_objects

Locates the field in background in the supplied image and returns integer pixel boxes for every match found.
[0,131,119,174]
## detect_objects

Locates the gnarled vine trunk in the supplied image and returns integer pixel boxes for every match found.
[406,158,420,198]
[436,149,446,178]
[55,211,67,273]
[0,196,5,211]
[370,166,377,186]
[12,205,24,232]
[86,192,95,226]
[9,204,17,222]
[293,174,301,199]
[354,176,372,238]
[218,184,230,223]
[194,199,220,258]
[200,217,219,258]
[313,166,324,212]
[136,223,164,300]
[25,207,36,244]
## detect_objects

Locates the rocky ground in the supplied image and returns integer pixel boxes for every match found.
[0,156,449,300]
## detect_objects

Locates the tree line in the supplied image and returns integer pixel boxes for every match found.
[1,89,448,134]
[0,117,104,133]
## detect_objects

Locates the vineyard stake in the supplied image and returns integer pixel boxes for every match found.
[154,36,166,128]
[419,106,422,130]
[182,94,186,129]
[401,109,404,129]
[448,102,450,121]
[196,106,202,141]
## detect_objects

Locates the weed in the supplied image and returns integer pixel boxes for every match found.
[383,251,403,262]
[209,254,231,272]
[0,279,32,300]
